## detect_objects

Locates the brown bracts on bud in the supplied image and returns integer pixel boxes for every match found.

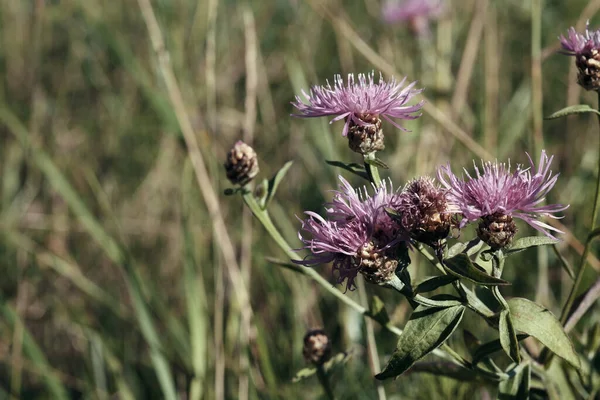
[224,140,259,186]
[575,49,600,91]
[354,240,398,285]
[477,213,517,250]
[303,329,332,366]
[393,177,453,248]
[347,114,385,155]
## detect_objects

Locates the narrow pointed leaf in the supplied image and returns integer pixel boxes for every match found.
[443,253,510,286]
[412,294,463,308]
[265,161,293,208]
[545,104,600,120]
[507,298,580,369]
[498,362,531,399]
[472,334,529,366]
[415,275,458,294]
[499,310,521,363]
[505,236,559,255]
[448,238,484,258]
[376,305,465,380]
[325,160,369,180]
[368,295,390,325]
[364,157,389,169]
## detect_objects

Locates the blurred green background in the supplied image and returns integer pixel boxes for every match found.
[1,0,600,398]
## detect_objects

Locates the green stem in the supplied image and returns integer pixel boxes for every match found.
[558,92,600,326]
[316,365,335,400]
[364,153,382,187]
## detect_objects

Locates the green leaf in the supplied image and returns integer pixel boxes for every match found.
[545,104,600,120]
[364,156,389,169]
[443,254,510,286]
[325,160,369,180]
[376,305,465,380]
[499,310,521,363]
[498,362,531,400]
[368,295,390,325]
[472,334,529,366]
[448,238,484,258]
[507,298,580,369]
[415,275,458,294]
[265,161,293,208]
[505,236,559,255]
[412,294,463,308]
[292,352,352,383]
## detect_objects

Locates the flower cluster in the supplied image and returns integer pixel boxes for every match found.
[289,71,569,288]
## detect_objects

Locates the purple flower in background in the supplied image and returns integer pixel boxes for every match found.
[296,176,405,290]
[291,72,424,154]
[560,22,600,91]
[381,0,444,36]
[437,151,568,247]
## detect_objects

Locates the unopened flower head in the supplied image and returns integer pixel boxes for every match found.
[560,22,600,91]
[303,329,332,366]
[382,0,444,36]
[437,151,568,248]
[392,176,455,247]
[224,140,259,186]
[291,72,424,155]
[296,176,405,290]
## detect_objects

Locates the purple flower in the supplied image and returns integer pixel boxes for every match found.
[291,72,424,137]
[559,22,600,91]
[560,21,600,55]
[382,0,444,24]
[296,176,405,290]
[437,151,568,240]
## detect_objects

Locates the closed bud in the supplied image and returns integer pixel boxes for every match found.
[224,141,259,186]
[303,329,332,366]
[347,114,385,155]
[477,213,517,250]
[354,240,398,285]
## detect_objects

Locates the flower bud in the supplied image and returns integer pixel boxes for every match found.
[575,49,600,91]
[355,240,398,285]
[303,329,332,366]
[477,213,517,250]
[347,114,385,155]
[393,177,453,247]
[224,141,259,186]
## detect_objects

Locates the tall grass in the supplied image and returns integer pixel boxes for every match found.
[0,0,598,398]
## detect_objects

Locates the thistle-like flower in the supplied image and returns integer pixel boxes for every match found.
[382,0,444,36]
[391,176,455,248]
[296,176,405,290]
[560,22,600,91]
[291,72,424,155]
[437,151,568,249]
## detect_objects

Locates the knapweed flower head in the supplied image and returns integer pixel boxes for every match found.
[224,140,259,186]
[392,176,456,248]
[303,329,332,366]
[291,72,424,155]
[382,0,444,36]
[560,22,600,91]
[437,151,568,248]
[296,176,406,290]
